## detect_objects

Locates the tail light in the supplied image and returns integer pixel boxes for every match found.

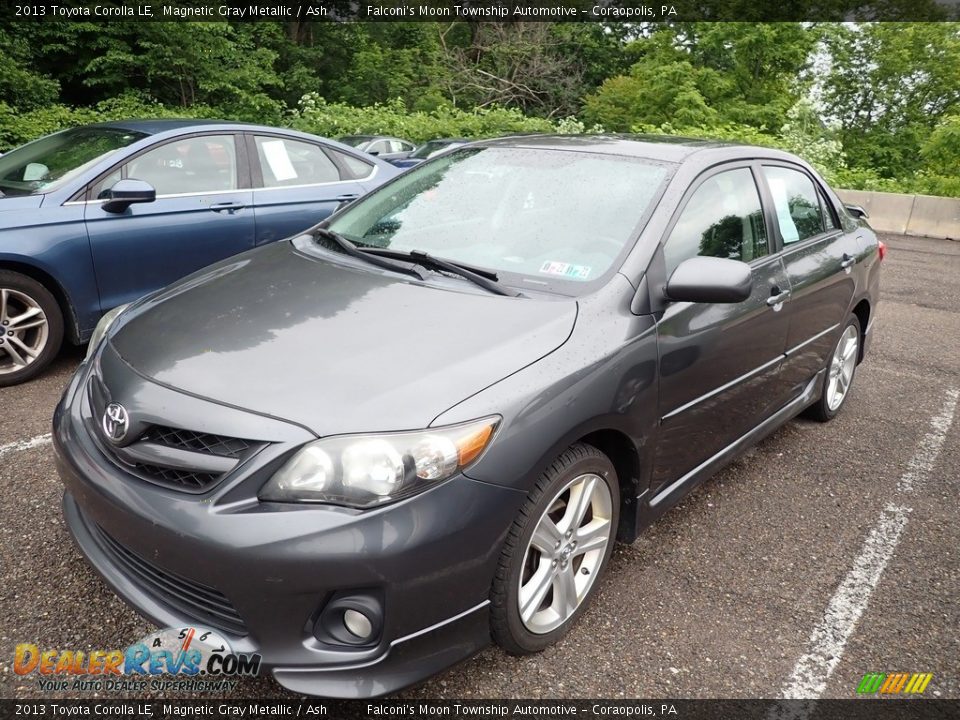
[877,240,887,262]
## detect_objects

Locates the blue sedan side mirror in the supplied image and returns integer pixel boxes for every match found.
[102,179,156,213]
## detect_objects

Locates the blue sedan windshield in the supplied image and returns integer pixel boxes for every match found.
[0,127,146,196]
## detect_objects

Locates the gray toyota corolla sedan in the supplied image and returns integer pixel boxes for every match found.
[54,135,882,697]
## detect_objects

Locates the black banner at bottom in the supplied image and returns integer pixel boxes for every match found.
[0,699,957,720]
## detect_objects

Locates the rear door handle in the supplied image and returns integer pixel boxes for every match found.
[841,253,856,269]
[210,201,246,213]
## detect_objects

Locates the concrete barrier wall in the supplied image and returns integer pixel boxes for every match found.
[836,189,960,240]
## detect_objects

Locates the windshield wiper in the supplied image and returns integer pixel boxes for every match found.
[314,228,425,281]
[361,248,523,297]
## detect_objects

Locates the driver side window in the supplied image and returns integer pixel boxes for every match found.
[663,168,769,277]
[91,135,237,199]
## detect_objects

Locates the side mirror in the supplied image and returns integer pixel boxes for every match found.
[665,256,753,304]
[844,203,869,219]
[102,179,156,213]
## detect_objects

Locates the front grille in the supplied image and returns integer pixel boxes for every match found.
[134,464,219,490]
[95,524,247,636]
[142,426,252,459]
[86,373,265,494]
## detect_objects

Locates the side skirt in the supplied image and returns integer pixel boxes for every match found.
[631,369,825,536]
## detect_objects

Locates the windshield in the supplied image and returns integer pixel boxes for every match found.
[328,146,671,293]
[0,126,146,196]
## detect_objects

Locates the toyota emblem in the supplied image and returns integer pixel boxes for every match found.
[102,403,129,442]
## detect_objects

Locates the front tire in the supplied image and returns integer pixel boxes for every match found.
[0,271,64,387]
[807,315,861,422]
[491,443,619,655]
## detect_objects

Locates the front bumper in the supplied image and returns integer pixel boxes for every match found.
[53,359,525,698]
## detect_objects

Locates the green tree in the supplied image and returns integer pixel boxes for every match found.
[920,114,960,177]
[437,22,601,118]
[822,23,960,177]
[82,23,283,121]
[333,24,448,110]
[0,28,60,109]
[583,23,815,131]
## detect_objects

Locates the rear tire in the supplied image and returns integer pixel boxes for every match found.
[806,315,861,423]
[490,443,619,655]
[0,271,64,387]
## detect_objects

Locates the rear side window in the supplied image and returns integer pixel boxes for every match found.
[819,189,840,231]
[329,149,374,180]
[255,136,340,187]
[663,167,769,276]
[762,166,825,244]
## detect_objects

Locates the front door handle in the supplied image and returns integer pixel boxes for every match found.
[767,288,791,307]
[210,201,245,213]
[841,253,856,269]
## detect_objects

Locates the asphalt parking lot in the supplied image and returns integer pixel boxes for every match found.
[1,232,957,701]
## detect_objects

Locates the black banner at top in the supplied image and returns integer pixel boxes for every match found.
[1,699,960,720]
[2,0,959,23]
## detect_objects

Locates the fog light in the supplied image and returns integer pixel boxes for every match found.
[312,591,384,647]
[343,609,373,639]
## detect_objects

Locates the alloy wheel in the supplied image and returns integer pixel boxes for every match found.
[826,324,858,411]
[0,288,50,375]
[518,472,613,634]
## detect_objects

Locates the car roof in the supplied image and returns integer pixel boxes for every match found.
[340,134,407,141]
[89,119,251,135]
[475,134,798,165]
[81,120,387,158]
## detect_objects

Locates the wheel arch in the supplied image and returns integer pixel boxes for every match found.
[851,297,870,363]
[577,427,643,543]
[0,259,80,344]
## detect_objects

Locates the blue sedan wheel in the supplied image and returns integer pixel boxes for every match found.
[0,271,64,386]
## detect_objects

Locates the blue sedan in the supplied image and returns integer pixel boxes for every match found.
[0,120,399,385]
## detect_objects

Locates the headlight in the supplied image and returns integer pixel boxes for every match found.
[260,416,499,508]
[85,304,129,359]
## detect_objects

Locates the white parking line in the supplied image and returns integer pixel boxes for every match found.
[0,433,52,459]
[780,387,959,701]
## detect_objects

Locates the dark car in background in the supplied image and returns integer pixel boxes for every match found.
[54,135,881,698]
[0,120,399,385]
[337,134,416,162]
[390,138,471,169]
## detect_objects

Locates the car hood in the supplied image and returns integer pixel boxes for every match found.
[110,240,577,436]
[0,194,42,215]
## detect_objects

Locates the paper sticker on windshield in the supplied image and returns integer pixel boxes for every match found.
[539,261,591,280]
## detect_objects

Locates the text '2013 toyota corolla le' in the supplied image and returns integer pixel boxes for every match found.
[54,135,882,698]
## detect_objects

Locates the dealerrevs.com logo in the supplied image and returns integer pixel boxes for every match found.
[15,627,261,693]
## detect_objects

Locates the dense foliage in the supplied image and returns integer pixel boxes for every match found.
[2,21,959,196]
